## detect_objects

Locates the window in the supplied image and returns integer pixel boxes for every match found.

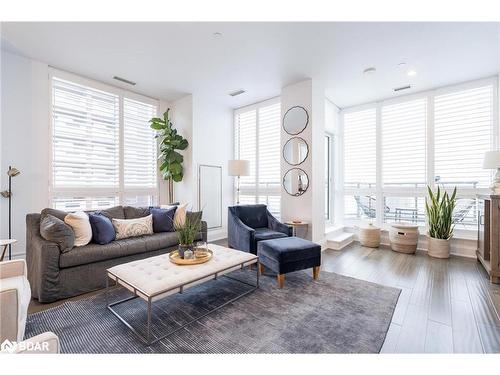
[234,99,281,218]
[340,78,497,231]
[325,134,332,221]
[51,73,158,210]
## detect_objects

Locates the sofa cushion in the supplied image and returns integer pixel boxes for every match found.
[254,228,288,242]
[41,208,68,221]
[59,232,181,268]
[151,207,176,233]
[99,206,125,220]
[233,204,268,229]
[40,214,75,253]
[123,206,152,219]
[64,211,92,247]
[88,213,115,245]
[112,215,154,240]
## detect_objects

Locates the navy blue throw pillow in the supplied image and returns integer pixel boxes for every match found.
[89,213,116,245]
[151,207,177,233]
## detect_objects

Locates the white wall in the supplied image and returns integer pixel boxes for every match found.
[280,79,326,244]
[1,51,50,258]
[192,95,233,241]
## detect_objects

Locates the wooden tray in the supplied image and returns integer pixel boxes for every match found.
[169,249,213,265]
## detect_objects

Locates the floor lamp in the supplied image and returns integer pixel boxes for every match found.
[1,166,21,260]
[228,160,250,205]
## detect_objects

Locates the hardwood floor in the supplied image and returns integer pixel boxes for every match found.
[29,240,500,353]
[321,243,500,353]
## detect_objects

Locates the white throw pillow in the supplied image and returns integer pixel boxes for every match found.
[160,203,188,227]
[112,214,154,240]
[64,211,92,247]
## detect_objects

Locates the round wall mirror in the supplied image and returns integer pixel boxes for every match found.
[283,106,309,135]
[283,137,309,166]
[283,168,309,197]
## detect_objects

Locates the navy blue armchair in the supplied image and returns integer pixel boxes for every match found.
[228,204,293,254]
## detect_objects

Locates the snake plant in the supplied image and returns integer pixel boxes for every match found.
[425,186,457,240]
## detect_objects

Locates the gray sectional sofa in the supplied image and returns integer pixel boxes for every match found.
[26,205,207,303]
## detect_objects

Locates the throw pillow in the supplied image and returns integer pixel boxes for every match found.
[40,214,75,253]
[123,206,151,219]
[151,207,177,233]
[64,211,92,246]
[161,202,188,227]
[88,213,116,245]
[112,214,154,240]
[41,208,68,221]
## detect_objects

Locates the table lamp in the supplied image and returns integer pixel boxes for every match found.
[483,151,500,195]
[228,160,249,205]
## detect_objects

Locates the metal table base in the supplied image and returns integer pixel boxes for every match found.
[105,262,259,345]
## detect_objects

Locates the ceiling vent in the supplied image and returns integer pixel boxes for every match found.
[394,85,411,92]
[229,89,246,97]
[113,76,136,86]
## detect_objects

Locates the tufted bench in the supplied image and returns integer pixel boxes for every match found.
[106,244,258,344]
[257,237,321,288]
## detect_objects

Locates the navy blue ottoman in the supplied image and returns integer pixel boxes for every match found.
[257,237,321,288]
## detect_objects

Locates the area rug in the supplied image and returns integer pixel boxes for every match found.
[25,269,400,353]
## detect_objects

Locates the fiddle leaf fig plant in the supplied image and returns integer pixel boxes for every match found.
[150,109,188,202]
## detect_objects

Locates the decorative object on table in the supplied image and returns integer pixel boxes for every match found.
[283,137,309,166]
[228,204,292,254]
[283,106,309,135]
[425,185,457,259]
[199,164,223,228]
[483,150,500,194]
[174,213,202,259]
[389,222,419,254]
[0,166,20,260]
[228,160,250,205]
[284,220,308,238]
[150,109,189,204]
[0,239,17,262]
[283,168,309,196]
[359,223,381,248]
[169,248,214,265]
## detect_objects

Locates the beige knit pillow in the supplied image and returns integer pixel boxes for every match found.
[112,214,154,240]
[160,203,188,227]
[64,211,92,247]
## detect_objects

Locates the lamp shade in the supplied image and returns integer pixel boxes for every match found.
[483,151,500,169]
[228,160,250,176]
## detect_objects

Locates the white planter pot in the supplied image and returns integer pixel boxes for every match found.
[427,237,450,259]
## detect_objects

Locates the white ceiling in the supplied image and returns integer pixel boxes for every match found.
[1,22,499,108]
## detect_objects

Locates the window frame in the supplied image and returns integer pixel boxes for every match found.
[339,76,498,234]
[49,68,160,209]
[233,96,281,217]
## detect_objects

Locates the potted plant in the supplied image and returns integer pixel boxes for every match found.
[150,109,188,204]
[174,215,201,259]
[425,185,457,259]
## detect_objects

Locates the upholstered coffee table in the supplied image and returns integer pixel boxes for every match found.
[105,244,258,345]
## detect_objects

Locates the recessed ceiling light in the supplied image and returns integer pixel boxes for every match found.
[407,69,417,77]
[213,32,223,38]
[363,67,376,76]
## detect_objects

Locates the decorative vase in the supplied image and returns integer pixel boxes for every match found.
[427,237,450,259]
[178,243,193,259]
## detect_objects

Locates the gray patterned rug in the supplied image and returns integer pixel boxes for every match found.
[25,269,400,353]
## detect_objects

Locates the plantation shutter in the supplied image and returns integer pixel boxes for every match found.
[234,109,257,204]
[52,77,120,189]
[381,98,427,187]
[123,97,158,189]
[434,84,494,188]
[343,108,377,189]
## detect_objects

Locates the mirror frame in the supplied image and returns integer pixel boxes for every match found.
[282,167,309,197]
[282,136,309,166]
[282,106,309,135]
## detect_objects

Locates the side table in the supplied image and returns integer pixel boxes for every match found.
[0,239,17,261]
[284,221,309,238]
